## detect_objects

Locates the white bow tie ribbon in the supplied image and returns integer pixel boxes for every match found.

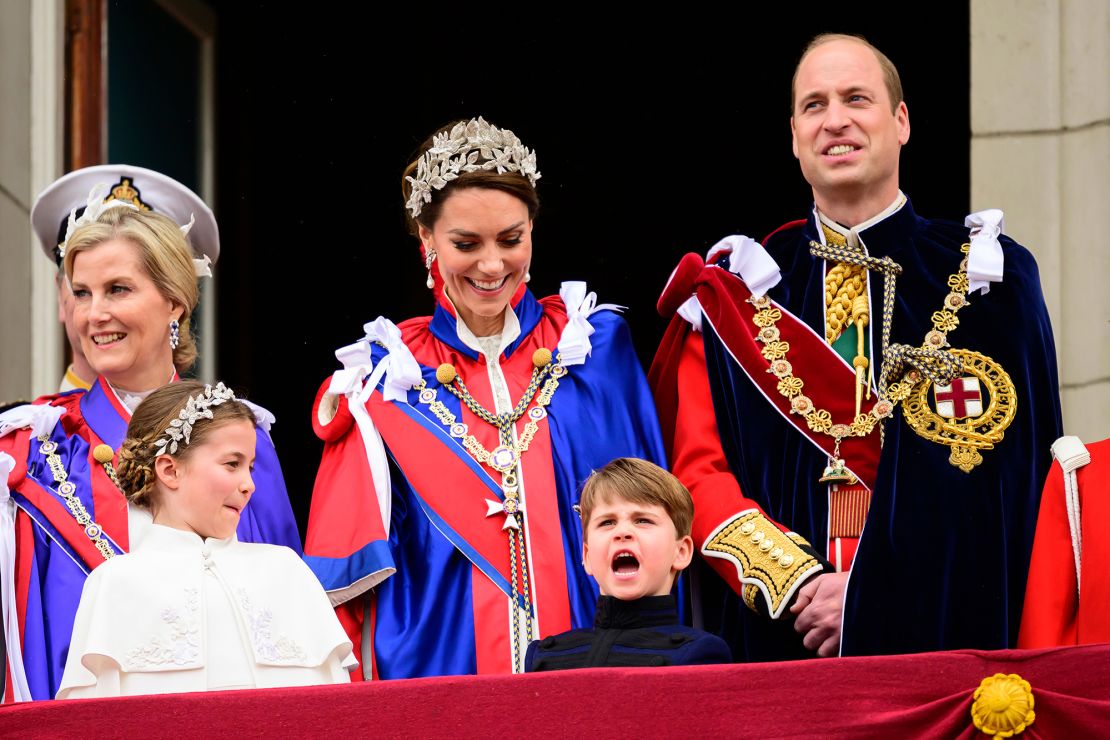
[329,339,375,397]
[326,316,418,541]
[329,317,421,404]
[0,404,65,440]
[705,234,782,298]
[557,281,624,367]
[676,295,704,332]
[964,209,1006,295]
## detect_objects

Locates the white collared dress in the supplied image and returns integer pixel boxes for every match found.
[57,523,355,698]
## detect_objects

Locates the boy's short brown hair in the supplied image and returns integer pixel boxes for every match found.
[578,458,693,537]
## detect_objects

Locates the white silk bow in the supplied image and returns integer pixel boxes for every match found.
[0,404,65,439]
[557,281,624,366]
[964,209,1006,295]
[329,318,421,404]
[705,234,782,298]
[362,317,422,402]
[325,316,421,540]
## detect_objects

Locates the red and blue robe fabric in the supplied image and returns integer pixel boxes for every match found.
[652,199,1062,660]
[305,289,666,678]
[0,377,300,701]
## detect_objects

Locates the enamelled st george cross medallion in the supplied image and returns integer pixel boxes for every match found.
[897,348,1017,472]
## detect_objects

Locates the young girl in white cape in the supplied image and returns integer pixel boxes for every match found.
[57,381,355,698]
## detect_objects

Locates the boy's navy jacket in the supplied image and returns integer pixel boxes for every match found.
[525,594,732,671]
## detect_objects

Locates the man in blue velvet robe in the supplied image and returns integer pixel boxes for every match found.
[650,33,1062,660]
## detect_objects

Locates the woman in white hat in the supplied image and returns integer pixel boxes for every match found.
[304,118,667,678]
[0,166,300,701]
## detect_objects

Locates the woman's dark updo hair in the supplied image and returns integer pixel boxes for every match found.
[115,380,257,509]
[400,118,541,237]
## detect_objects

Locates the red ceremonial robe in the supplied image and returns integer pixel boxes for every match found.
[1019,438,1110,647]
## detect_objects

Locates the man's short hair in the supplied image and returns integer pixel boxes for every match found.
[792,33,904,113]
[578,458,693,538]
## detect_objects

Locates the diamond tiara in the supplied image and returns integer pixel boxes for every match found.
[405,117,541,219]
[153,382,237,456]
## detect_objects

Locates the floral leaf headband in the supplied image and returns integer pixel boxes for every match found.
[405,116,541,219]
[153,383,236,456]
[62,183,213,278]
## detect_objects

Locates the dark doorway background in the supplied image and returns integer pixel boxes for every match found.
[210,6,970,538]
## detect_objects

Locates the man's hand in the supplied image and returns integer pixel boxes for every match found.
[790,571,849,657]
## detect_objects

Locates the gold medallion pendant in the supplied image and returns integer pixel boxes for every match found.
[899,348,1017,472]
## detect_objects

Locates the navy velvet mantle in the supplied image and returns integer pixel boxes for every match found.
[701,199,1062,659]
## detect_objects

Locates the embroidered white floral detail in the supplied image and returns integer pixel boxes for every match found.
[237,588,306,663]
[125,587,200,669]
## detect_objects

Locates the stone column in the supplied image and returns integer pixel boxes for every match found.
[972,0,1110,441]
[0,0,64,403]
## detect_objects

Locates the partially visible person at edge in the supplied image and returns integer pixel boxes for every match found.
[50,217,95,391]
[649,34,1061,660]
[305,117,667,677]
[1019,435,1110,648]
[56,264,96,392]
[525,458,731,671]
[0,167,301,702]
[0,164,106,413]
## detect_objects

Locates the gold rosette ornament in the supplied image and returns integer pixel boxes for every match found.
[971,673,1035,738]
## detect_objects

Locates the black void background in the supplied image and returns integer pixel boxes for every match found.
[209,6,970,536]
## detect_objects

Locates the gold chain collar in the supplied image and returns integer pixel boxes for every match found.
[36,435,118,561]
[411,347,566,673]
[413,348,565,516]
[750,243,975,480]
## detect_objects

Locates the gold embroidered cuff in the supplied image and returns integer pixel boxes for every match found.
[742,583,759,612]
[703,511,823,619]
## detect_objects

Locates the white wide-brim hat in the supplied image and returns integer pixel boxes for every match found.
[31,164,219,266]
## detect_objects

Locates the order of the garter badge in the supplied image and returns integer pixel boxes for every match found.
[899,348,1017,472]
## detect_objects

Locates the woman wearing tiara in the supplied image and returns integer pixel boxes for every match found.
[306,118,667,677]
[58,381,353,698]
[0,167,300,702]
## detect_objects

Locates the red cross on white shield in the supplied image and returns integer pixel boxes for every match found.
[934,377,984,419]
